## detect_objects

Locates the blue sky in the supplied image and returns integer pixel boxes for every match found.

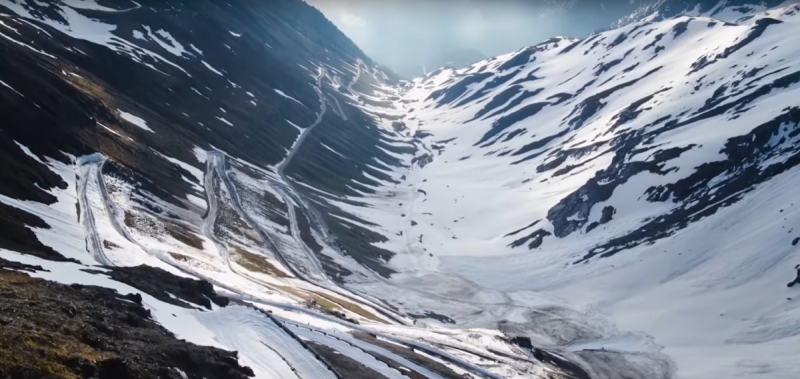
[307,0,639,76]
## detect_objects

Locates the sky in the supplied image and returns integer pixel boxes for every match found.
[306,0,641,77]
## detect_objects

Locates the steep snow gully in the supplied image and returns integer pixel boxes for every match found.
[3,0,800,378]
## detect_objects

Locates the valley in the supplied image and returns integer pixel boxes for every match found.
[0,0,799,378]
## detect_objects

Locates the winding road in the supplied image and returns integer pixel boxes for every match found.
[271,68,415,324]
[76,154,113,266]
[200,68,407,324]
[70,66,549,378]
[347,59,363,96]
[80,166,502,378]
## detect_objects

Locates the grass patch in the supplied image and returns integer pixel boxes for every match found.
[0,271,114,379]
[164,222,204,250]
[294,206,323,254]
[168,252,225,273]
[313,292,384,323]
[169,252,191,262]
[61,66,113,106]
[0,329,112,379]
[123,210,135,228]
[102,240,120,250]
[230,246,290,278]
[271,283,384,324]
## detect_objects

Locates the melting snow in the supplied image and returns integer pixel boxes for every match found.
[0,19,20,34]
[285,119,303,131]
[0,29,56,58]
[0,79,23,96]
[65,0,122,12]
[202,60,224,76]
[217,117,234,127]
[97,122,132,141]
[117,110,154,132]
[132,29,145,41]
[142,26,187,57]
[189,43,203,56]
[274,88,303,105]
[0,1,189,75]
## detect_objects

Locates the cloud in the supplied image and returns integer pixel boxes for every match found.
[456,8,488,41]
[338,10,367,29]
[307,0,641,78]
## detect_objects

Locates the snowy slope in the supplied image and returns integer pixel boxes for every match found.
[619,0,792,25]
[320,4,800,378]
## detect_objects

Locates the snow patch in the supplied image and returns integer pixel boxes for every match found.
[274,88,304,106]
[117,110,154,132]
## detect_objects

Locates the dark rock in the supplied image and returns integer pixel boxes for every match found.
[789,266,800,287]
[509,336,533,349]
[0,269,253,379]
[578,106,800,262]
[428,73,494,108]
[0,202,79,263]
[408,311,456,324]
[498,48,536,71]
[94,265,228,310]
[475,102,550,146]
[0,257,47,273]
[508,228,551,249]
[671,20,691,38]
[691,18,783,74]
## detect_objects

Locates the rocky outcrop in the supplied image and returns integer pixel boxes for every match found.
[0,267,253,379]
[95,265,229,310]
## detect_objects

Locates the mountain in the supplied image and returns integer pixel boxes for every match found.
[433,48,487,72]
[384,4,800,377]
[392,48,487,79]
[620,0,792,24]
[1,0,799,378]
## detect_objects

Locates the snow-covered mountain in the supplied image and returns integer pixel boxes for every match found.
[620,0,792,24]
[1,0,799,378]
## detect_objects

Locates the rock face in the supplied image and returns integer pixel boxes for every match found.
[0,266,253,379]
[0,0,405,275]
[97,265,230,310]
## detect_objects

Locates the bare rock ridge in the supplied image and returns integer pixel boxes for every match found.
[0,260,253,379]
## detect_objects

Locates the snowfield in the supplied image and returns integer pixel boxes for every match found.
[307,4,800,378]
